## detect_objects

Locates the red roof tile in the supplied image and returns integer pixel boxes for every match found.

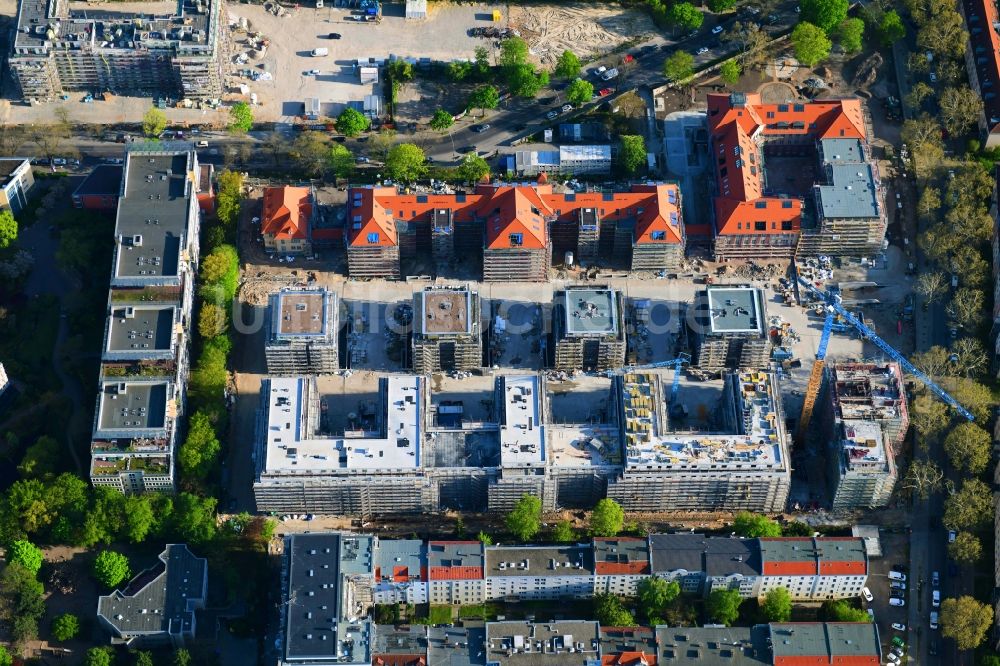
[262,186,312,241]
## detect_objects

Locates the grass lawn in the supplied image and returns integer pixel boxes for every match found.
[428,605,454,624]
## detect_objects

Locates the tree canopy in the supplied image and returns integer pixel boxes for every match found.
[7,539,43,575]
[720,60,742,85]
[565,78,595,106]
[552,520,576,543]
[948,532,983,564]
[142,108,167,138]
[879,10,905,46]
[85,647,114,666]
[0,209,16,249]
[328,143,355,181]
[506,494,542,541]
[228,102,253,133]
[93,550,131,588]
[618,135,647,175]
[590,498,625,537]
[385,143,428,183]
[51,612,80,641]
[178,410,222,481]
[0,562,46,643]
[663,51,695,81]
[732,512,782,537]
[593,593,636,626]
[939,87,984,138]
[706,589,743,626]
[669,2,704,31]
[941,596,994,650]
[554,50,582,79]
[943,479,994,531]
[637,576,681,621]
[335,107,371,137]
[791,22,832,66]
[760,587,792,622]
[800,0,848,33]
[457,153,490,183]
[430,109,454,133]
[837,17,864,52]
[822,599,870,622]
[943,422,992,474]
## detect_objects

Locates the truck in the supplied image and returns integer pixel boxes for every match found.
[311,47,328,57]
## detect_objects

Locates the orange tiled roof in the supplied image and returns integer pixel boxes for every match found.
[706,93,866,237]
[962,0,1000,133]
[601,652,655,666]
[262,186,312,241]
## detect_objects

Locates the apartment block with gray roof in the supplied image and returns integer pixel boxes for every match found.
[96,544,207,648]
[485,621,601,666]
[687,285,770,373]
[90,144,203,494]
[264,288,340,374]
[485,545,595,600]
[552,287,626,372]
[374,539,427,604]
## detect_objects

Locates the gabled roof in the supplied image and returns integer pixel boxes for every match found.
[961,0,1000,131]
[630,184,683,244]
[262,186,312,241]
[347,186,399,247]
[482,186,551,250]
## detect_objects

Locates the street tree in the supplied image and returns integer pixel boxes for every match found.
[368,130,397,164]
[722,21,769,70]
[706,589,743,626]
[469,85,500,117]
[93,550,131,588]
[916,185,940,217]
[171,493,217,544]
[948,532,983,564]
[879,10,905,46]
[0,124,24,157]
[474,46,492,79]
[615,91,647,118]
[941,376,994,421]
[901,458,944,500]
[328,143,355,182]
[837,17,864,52]
[593,593,636,626]
[85,647,113,666]
[668,2,704,31]
[430,109,454,133]
[952,337,989,377]
[663,50,694,81]
[291,131,333,177]
[637,576,681,620]
[917,11,968,60]
[732,511,782,537]
[477,531,493,546]
[506,494,542,541]
[906,82,934,112]
[142,107,167,138]
[565,78,595,106]
[708,0,737,11]
[198,303,227,339]
[335,108,371,137]
[946,288,985,329]
[448,61,473,82]
[0,562,45,642]
[554,50,582,78]
[499,36,530,68]
[552,520,576,542]
[7,539,43,574]
[590,498,625,537]
[791,22,832,67]
[618,135,647,175]
[760,587,792,622]
[51,613,80,641]
[941,596,994,650]
[178,410,221,481]
[457,153,490,183]
[943,422,992,474]
[720,60,742,85]
[910,345,956,380]
[385,143,427,183]
[29,122,74,169]
[939,87,984,138]
[133,652,154,666]
[228,102,253,134]
[262,131,289,167]
[173,649,192,666]
[943,479,993,531]
[800,0,848,32]
[508,64,547,98]
[915,271,948,305]
[0,646,10,666]
[123,495,156,544]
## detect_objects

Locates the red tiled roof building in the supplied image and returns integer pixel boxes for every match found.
[262,185,314,256]
[706,92,886,260]
[346,181,684,281]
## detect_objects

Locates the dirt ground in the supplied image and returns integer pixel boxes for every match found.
[509,3,657,66]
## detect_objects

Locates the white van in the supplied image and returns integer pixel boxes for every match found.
[196,140,209,148]
[888,570,906,582]
[311,47,329,57]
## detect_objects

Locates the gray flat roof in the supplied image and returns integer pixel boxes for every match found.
[374,624,428,656]
[427,541,484,575]
[816,163,880,220]
[106,304,175,355]
[705,286,764,334]
[416,289,474,336]
[656,625,770,665]
[375,539,425,582]
[649,534,761,577]
[114,148,193,281]
[97,381,169,433]
[485,545,593,577]
[820,138,865,163]
[75,164,124,197]
[97,544,206,638]
[593,537,650,574]
[485,621,600,666]
[428,626,486,666]
[562,289,619,336]
[768,623,880,661]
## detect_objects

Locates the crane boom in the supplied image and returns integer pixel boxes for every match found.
[796,276,974,422]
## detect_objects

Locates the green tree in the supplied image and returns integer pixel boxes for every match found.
[949,532,983,564]
[915,270,948,303]
[837,17,864,52]
[7,539,43,574]
[17,435,60,478]
[760,587,792,621]
[85,647,114,666]
[430,109,454,133]
[800,0,848,33]
[385,143,428,183]
[172,493,218,544]
[228,102,253,134]
[732,511,782,537]
[552,520,576,543]
[507,64,546,98]
[142,108,167,138]
[198,302,227,339]
[215,170,243,228]
[0,209,16,249]
[469,85,500,116]
[943,422,992,474]
[457,153,490,183]
[879,10,905,46]
[499,37,530,68]
[946,288,985,329]
[593,593,636,626]
[943,479,994,531]
[939,87,985,138]
[668,2,704,31]
[708,0,737,11]
[179,410,221,481]
[720,60,742,85]
[173,648,192,666]
[93,550,131,588]
[637,576,680,620]
[901,457,944,500]
[123,495,156,544]
[133,652,154,666]
[0,646,11,666]
[565,78,595,106]
[907,82,934,112]
[822,599,870,622]
[505,494,542,541]
[448,61,473,82]
[941,596,994,650]
[782,521,813,537]
[590,498,625,537]
[791,22,832,66]
[554,50,582,78]
[706,589,743,626]
[0,562,45,642]
[474,46,492,79]
[477,531,493,546]
[663,50,695,81]
[51,612,80,641]
[335,107,371,137]
[291,131,333,177]
[328,143,355,181]
[618,135,647,175]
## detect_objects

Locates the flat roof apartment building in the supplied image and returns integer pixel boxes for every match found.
[264,289,339,374]
[90,143,202,494]
[411,287,482,374]
[688,285,770,373]
[10,0,228,101]
[553,287,626,372]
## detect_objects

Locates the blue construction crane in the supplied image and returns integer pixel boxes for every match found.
[796,276,974,437]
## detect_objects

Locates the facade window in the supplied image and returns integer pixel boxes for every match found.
[755,201,767,209]
[367,232,380,244]
[782,221,793,231]
[782,200,793,209]
[778,104,788,112]
[755,221,766,231]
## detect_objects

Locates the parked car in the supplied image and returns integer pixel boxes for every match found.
[892,647,904,658]
[472,124,490,133]
[861,587,873,602]
[886,653,899,664]
[891,637,905,649]
[932,590,940,607]
[327,32,341,38]
[546,110,559,120]
[888,571,906,582]
[889,598,905,607]
[712,24,724,33]
[890,581,906,591]
[929,612,939,629]
[598,88,613,96]
[561,104,573,112]
[931,571,940,587]
[52,158,67,166]
[697,46,709,55]
[891,623,906,632]
[948,530,957,543]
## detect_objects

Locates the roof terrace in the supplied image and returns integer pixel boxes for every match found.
[562,288,619,337]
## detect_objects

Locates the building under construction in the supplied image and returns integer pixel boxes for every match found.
[827,419,897,510]
[687,285,770,373]
[607,370,791,512]
[264,289,339,374]
[824,363,909,450]
[411,287,482,374]
[552,287,626,372]
[10,0,228,101]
